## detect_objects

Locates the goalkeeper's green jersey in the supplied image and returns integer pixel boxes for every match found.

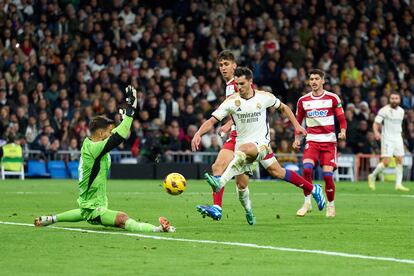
[77,116,133,209]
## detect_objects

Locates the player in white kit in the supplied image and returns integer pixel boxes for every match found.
[368,92,410,192]
[192,67,327,218]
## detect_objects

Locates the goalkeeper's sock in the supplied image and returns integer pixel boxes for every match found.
[237,187,252,212]
[212,184,225,207]
[371,162,385,177]
[55,209,83,222]
[395,164,403,187]
[125,218,157,233]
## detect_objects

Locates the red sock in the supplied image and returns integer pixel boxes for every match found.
[302,163,313,196]
[213,187,225,207]
[283,170,313,193]
[323,172,335,202]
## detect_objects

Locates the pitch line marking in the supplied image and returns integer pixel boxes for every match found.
[1,221,413,265]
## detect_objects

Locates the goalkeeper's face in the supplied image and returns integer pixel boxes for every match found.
[97,124,114,140]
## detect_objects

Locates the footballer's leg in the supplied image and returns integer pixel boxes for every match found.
[102,210,175,233]
[322,166,335,217]
[34,209,83,227]
[235,174,255,225]
[297,142,318,216]
[369,157,390,191]
[266,158,326,211]
[196,139,235,220]
[395,156,409,191]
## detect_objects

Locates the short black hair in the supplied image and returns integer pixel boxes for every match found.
[89,116,114,134]
[308,68,325,79]
[390,91,401,98]
[217,50,235,62]
[234,67,253,80]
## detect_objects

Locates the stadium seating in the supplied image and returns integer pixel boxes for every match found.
[335,155,355,181]
[26,160,50,178]
[1,157,25,180]
[47,161,68,179]
[67,161,79,180]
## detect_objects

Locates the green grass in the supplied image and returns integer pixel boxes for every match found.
[0,179,413,275]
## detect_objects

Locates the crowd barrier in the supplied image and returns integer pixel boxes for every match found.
[2,151,412,180]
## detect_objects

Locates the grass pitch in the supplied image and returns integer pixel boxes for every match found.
[0,179,413,275]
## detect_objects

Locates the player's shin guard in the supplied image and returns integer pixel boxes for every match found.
[213,186,225,208]
[125,218,157,233]
[302,163,313,197]
[237,187,252,212]
[323,172,335,202]
[283,169,313,193]
[56,209,83,222]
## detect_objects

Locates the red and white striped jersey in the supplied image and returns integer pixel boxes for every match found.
[225,78,238,97]
[296,90,344,143]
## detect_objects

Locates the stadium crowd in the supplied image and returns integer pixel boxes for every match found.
[0,0,413,162]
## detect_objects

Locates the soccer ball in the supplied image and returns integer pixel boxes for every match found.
[163,173,187,195]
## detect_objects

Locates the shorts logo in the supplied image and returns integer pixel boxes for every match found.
[307,109,328,117]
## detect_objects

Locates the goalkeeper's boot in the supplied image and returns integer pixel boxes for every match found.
[159,217,176,233]
[395,185,410,192]
[312,184,326,211]
[296,202,312,217]
[34,215,55,227]
[204,173,222,193]
[326,205,336,218]
[196,204,222,221]
[245,209,256,225]
[368,174,376,191]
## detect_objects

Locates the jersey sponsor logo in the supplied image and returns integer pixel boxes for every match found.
[307,109,328,118]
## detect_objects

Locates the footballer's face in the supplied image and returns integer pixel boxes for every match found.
[98,124,114,140]
[308,74,324,92]
[389,94,400,108]
[234,75,252,98]
[218,59,237,81]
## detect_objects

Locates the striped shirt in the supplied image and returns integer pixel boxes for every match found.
[296,91,344,143]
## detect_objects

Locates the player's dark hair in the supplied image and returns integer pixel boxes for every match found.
[89,116,114,134]
[308,68,325,79]
[234,67,253,80]
[217,50,235,62]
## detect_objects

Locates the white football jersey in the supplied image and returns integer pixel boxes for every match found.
[212,90,281,146]
[374,104,404,142]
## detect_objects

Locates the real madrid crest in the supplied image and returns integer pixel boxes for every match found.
[256,102,262,109]
[235,100,241,107]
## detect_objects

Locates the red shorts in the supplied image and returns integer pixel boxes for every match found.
[303,141,337,168]
[222,130,237,151]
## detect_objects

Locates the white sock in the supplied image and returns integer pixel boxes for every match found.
[238,187,252,211]
[395,164,403,187]
[328,201,334,207]
[371,162,385,177]
[220,154,246,185]
[304,195,312,204]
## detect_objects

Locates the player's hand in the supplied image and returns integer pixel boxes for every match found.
[218,125,231,137]
[374,132,381,141]
[295,126,307,136]
[338,130,346,140]
[191,132,202,152]
[125,85,138,108]
[292,138,301,150]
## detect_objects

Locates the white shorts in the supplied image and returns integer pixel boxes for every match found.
[381,138,404,157]
[235,141,276,171]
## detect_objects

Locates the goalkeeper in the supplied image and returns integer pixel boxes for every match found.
[34,85,175,233]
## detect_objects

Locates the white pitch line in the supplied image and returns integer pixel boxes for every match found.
[1,221,413,265]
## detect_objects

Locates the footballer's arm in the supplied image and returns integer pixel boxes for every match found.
[191,117,220,151]
[278,102,307,136]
